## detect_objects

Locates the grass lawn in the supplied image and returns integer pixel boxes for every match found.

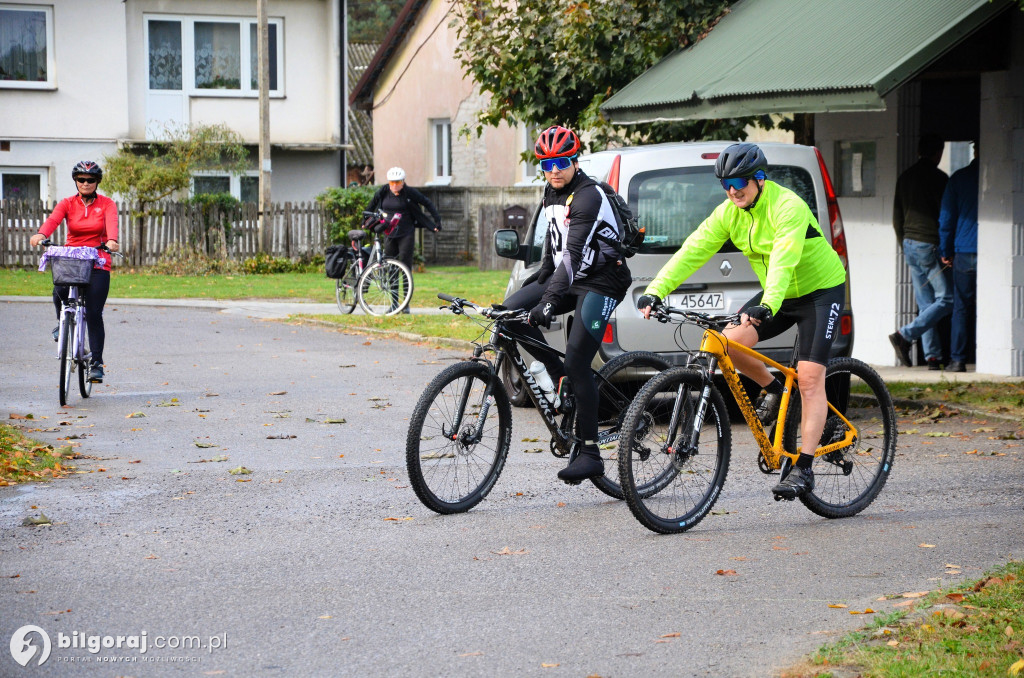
[0,265,512,308]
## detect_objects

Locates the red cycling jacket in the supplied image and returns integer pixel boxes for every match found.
[39,194,120,270]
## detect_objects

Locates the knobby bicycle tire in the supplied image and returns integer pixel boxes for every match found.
[618,367,732,534]
[582,351,672,500]
[358,259,414,316]
[78,310,92,398]
[406,361,513,514]
[781,357,897,518]
[59,315,74,406]
[335,261,359,314]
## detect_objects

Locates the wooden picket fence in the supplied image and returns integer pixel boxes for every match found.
[0,200,329,267]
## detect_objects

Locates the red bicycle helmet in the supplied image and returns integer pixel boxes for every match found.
[71,160,103,183]
[534,125,581,160]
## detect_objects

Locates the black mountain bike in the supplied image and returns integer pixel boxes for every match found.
[405,293,670,514]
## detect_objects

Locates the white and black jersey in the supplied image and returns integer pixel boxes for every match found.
[537,169,631,307]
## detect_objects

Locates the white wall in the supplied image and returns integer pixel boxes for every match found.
[814,98,900,367]
[270,150,340,202]
[976,11,1024,376]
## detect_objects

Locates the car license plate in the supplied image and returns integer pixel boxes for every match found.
[671,292,724,311]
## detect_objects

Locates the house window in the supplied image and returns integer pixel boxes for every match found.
[145,15,283,96]
[431,119,451,183]
[0,169,45,202]
[193,173,260,202]
[0,5,55,89]
[520,125,541,184]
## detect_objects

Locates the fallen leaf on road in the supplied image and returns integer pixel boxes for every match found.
[901,591,930,598]
[145,554,159,559]
[324,418,347,424]
[228,466,252,475]
[383,517,413,521]
[267,434,297,439]
[268,391,287,396]
[459,652,483,657]
[21,514,51,527]
[919,543,936,548]
[828,604,848,609]
[946,593,966,603]
[493,547,528,555]
[849,608,875,615]
[715,569,737,576]
[126,412,146,418]
[660,632,681,638]
[194,441,217,448]
[541,663,559,668]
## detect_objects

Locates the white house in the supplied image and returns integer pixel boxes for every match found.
[1,0,349,204]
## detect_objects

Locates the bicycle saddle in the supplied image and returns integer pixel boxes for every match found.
[347,229,367,241]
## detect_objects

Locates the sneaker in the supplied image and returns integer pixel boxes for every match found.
[888,331,913,367]
[927,358,942,371]
[557,447,604,483]
[755,390,782,428]
[52,326,59,342]
[772,465,814,499]
[945,360,967,373]
[88,363,104,383]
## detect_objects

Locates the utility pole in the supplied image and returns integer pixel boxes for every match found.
[257,0,271,252]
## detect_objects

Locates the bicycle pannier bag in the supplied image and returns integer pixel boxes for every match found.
[325,245,349,279]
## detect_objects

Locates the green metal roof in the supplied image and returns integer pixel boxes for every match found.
[602,0,1012,124]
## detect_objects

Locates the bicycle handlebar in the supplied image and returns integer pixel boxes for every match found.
[654,305,740,330]
[436,293,529,321]
[40,240,126,259]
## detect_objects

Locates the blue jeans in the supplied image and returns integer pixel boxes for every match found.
[950,252,977,363]
[899,239,952,360]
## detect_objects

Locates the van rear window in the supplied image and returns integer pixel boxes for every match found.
[627,166,819,253]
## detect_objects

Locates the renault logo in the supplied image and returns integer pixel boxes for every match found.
[720,261,733,277]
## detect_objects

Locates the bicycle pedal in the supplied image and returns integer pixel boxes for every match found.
[773,492,797,502]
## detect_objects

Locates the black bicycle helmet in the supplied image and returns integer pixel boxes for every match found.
[714,143,767,179]
[71,160,103,183]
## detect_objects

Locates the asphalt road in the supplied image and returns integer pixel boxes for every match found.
[1,299,1022,677]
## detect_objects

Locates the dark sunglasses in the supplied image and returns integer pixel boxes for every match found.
[720,170,765,191]
[540,156,575,172]
[75,177,98,184]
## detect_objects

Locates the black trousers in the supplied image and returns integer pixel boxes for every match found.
[53,269,110,365]
[384,234,415,272]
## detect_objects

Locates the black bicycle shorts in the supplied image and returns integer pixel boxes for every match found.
[740,283,845,366]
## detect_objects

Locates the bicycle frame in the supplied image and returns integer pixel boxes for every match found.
[56,285,87,363]
[688,327,858,471]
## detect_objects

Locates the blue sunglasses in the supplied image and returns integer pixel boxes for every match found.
[721,170,766,191]
[540,155,576,172]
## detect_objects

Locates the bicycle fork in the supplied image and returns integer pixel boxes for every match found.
[443,353,497,447]
[668,359,717,459]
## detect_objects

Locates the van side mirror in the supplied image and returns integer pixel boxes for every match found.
[494,229,528,260]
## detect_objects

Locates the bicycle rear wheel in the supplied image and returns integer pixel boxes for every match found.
[618,367,731,534]
[78,313,92,398]
[782,357,897,518]
[582,351,672,500]
[406,361,512,514]
[59,315,74,406]
[358,259,413,316]
[335,260,359,314]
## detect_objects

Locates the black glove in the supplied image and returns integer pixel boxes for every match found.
[528,302,554,328]
[636,294,662,312]
[522,268,552,287]
[745,304,773,324]
[433,222,442,233]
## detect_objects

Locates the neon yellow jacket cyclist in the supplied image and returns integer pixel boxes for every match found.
[644,180,845,313]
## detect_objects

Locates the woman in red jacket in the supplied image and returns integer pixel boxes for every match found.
[30,161,120,383]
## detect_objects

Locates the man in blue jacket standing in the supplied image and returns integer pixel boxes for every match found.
[938,142,979,373]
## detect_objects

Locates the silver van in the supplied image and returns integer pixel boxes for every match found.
[497,141,854,404]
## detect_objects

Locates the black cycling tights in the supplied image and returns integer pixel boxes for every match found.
[504,282,618,445]
[53,269,110,365]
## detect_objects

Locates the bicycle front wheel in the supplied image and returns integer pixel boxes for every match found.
[78,313,92,398]
[335,262,359,314]
[583,351,672,500]
[358,260,413,316]
[406,361,512,514]
[782,357,897,518]
[618,367,731,534]
[59,316,74,406]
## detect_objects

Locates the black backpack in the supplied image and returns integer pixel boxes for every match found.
[592,181,645,258]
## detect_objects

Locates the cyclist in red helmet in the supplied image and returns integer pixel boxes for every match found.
[30,161,120,383]
[503,125,632,484]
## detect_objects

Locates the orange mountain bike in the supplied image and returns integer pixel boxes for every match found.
[617,306,897,534]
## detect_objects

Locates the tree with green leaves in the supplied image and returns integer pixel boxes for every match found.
[348,0,406,43]
[452,0,773,151]
[103,123,249,264]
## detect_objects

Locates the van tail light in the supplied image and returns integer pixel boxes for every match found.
[606,154,621,192]
[814,147,848,271]
[602,323,615,344]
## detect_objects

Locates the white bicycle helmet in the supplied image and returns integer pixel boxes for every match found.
[386,167,406,182]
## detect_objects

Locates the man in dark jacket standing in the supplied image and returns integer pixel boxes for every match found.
[365,167,442,296]
[889,133,951,369]
[939,143,980,373]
